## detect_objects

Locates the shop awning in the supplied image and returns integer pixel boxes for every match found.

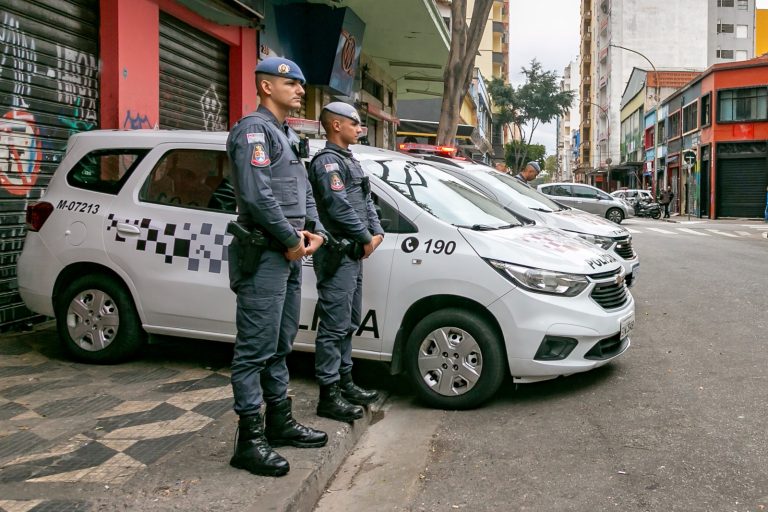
[397,119,474,140]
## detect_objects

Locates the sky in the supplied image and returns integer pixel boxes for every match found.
[508,0,768,155]
[507,0,581,156]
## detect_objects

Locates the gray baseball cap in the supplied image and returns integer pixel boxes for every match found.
[322,101,361,124]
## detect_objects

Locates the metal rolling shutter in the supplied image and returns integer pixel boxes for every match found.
[716,158,768,218]
[159,13,229,131]
[0,0,99,328]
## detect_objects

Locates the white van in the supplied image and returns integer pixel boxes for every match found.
[18,131,634,409]
[418,157,641,287]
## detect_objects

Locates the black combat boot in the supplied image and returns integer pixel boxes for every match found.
[317,382,364,423]
[339,372,379,406]
[230,412,290,477]
[265,397,328,448]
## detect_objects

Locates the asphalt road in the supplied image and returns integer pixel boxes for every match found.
[317,220,768,512]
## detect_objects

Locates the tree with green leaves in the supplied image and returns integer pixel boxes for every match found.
[504,141,545,172]
[436,0,495,145]
[488,59,575,172]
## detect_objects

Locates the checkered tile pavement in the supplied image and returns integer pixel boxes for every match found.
[0,327,234,512]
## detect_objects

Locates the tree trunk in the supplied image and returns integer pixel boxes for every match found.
[436,0,495,146]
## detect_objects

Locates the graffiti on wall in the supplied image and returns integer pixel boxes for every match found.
[123,110,155,130]
[200,85,225,131]
[0,12,38,109]
[0,12,42,196]
[56,43,99,126]
[0,110,41,195]
[0,10,99,196]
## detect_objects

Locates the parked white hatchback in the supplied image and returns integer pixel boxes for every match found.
[18,131,634,409]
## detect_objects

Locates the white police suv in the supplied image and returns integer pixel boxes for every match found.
[18,131,634,409]
[416,157,641,287]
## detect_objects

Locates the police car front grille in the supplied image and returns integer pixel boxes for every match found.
[613,237,635,259]
[584,332,629,360]
[590,279,629,310]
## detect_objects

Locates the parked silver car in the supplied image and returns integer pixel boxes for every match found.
[538,182,634,224]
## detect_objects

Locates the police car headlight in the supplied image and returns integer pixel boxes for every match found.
[487,260,589,297]
[575,233,614,250]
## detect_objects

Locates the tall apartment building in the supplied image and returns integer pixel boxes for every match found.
[578,0,755,180]
[557,60,580,181]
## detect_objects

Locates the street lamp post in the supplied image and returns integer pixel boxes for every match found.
[577,97,608,186]
[608,43,661,196]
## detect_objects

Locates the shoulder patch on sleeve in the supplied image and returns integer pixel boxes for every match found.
[246,132,265,143]
[329,171,345,191]
[251,143,271,167]
[324,162,340,172]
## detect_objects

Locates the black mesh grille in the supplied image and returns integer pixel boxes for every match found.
[585,333,629,360]
[613,237,635,259]
[590,274,629,310]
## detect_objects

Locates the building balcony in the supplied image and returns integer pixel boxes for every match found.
[492,51,504,64]
[599,46,608,61]
[493,21,504,33]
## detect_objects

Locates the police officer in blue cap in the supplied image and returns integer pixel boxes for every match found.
[515,161,541,187]
[226,56,329,477]
[308,102,384,423]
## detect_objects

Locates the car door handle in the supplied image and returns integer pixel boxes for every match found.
[116,223,141,235]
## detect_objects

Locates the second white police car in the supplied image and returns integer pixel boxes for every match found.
[18,131,635,409]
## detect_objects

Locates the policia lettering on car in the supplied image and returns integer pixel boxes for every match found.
[585,252,617,270]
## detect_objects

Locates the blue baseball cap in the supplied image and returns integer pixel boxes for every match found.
[322,101,361,123]
[255,57,306,84]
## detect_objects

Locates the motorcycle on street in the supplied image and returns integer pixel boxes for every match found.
[633,198,662,219]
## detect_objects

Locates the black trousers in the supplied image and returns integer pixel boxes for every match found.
[663,203,670,218]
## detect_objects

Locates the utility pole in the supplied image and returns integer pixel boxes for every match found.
[608,44,660,196]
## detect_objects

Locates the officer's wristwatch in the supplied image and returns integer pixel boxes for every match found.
[316,231,329,245]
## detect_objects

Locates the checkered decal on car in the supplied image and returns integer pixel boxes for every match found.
[106,214,231,273]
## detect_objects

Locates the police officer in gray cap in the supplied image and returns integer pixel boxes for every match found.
[226,56,329,477]
[515,161,541,187]
[308,102,384,423]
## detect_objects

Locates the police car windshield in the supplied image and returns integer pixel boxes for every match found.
[363,160,521,228]
[488,172,565,212]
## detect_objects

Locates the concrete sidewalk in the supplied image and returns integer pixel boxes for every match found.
[0,322,387,512]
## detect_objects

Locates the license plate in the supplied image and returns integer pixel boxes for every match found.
[632,263,639,280]
[620,314,635,339]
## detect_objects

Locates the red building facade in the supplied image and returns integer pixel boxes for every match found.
[697,56,768,218]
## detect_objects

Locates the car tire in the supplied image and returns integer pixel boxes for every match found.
[606,208,624,224]
[405,308,505,410]
[56,275,146,363]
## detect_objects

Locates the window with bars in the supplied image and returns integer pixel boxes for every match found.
[717,23,734,33]
[737,0,748,9]
[717,49,735,59]
[718,87,768,122]
[717,0,734,6]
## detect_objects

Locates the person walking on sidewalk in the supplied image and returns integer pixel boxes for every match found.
[226,57,329,477]
[660,186,674,218]
[308,102,384,423]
